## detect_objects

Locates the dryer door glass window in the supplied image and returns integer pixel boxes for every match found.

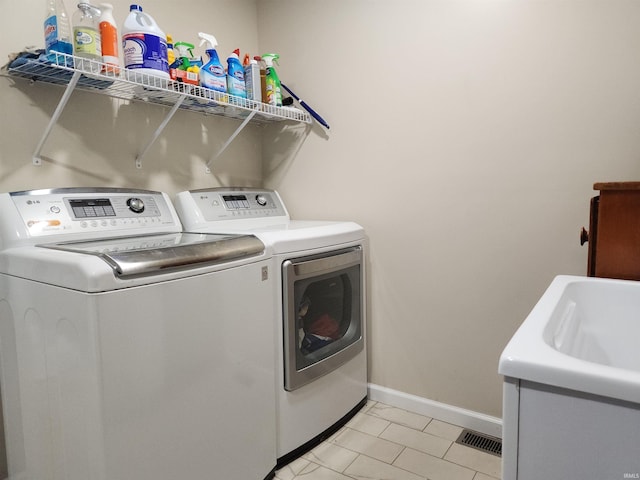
[283,247,364,391]
[296,273,357,363]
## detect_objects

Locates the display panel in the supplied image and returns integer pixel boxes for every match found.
[222,195,250,209]
[69,199,116,218]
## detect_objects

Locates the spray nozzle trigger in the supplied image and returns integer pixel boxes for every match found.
[174,41,195,58]
[197,32,218,50]
[262,53,280,66]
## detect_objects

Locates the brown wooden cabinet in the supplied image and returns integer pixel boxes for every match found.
[584,182,640,280]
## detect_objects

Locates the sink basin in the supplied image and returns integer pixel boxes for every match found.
[499,275,640,404]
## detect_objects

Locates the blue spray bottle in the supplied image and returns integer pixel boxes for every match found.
[226,48,246,98]
[198,32,226,93]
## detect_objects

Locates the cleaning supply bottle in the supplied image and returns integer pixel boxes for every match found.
[226,49,246,98]
[72,2,102,73]
[256,56,268,104]
[171,42,192,70]
[122,4,169,79]
[98,3,118,74]
[198,32,226,93]
[166,34,176,67]
[262,53,282,107]
[170,41,200,86]
[44,0,73,59]
[172,42,201,69]
[244,55,261,102]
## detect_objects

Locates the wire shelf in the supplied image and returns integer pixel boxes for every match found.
[3,51,312,170]
[5,52,311,124]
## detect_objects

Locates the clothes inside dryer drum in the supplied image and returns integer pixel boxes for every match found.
[39,232,265,277]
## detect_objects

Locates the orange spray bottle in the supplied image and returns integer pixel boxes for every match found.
[98,3,119,74]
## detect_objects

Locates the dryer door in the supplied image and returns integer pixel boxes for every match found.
[282,246,364,391]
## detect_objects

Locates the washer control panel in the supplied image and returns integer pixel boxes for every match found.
[8,188,178,239]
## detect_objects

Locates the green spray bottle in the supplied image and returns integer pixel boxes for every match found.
[262,53,282,107]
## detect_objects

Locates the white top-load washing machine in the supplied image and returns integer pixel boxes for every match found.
[174,188,368,467]
[0,188,277,480]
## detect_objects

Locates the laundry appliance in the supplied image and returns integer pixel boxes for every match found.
[174,188,367,467]
[0,188,277,480]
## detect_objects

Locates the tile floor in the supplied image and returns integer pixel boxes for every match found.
[274,401,501,480]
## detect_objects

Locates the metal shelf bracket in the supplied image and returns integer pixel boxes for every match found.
[205,109,257,174]
[135,95,186,169]
[32,69,82,165]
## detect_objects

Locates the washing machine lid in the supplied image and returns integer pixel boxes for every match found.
[39,232,265,278]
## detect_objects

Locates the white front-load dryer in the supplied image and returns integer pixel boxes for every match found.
[0,188,277,480]
[175,188,368,467]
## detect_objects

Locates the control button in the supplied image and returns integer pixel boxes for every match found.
[50,206,61,214]
[256,195,267,206]
[127,197,145,214]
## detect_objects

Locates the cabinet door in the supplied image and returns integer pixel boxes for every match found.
[593,188,640,280]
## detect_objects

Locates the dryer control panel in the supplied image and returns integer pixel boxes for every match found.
[0,188,181,248]
[176,188,289,225]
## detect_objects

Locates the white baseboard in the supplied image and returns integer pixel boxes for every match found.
[367,383,502,438]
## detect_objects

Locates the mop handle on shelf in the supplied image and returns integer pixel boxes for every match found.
[281,83,330,130]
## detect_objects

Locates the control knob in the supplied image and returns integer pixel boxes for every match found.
[127,197,145,214]
[256,194,268,206]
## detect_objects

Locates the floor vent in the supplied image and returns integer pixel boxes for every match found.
[455,429,502,457]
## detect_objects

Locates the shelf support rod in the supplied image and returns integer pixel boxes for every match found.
[32,70,82,166]
[205,109,257,174]
[135,95,186,169]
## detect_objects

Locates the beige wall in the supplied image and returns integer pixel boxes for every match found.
[2,0,640,422]
[258,0,640,417]
[0,0,262,194]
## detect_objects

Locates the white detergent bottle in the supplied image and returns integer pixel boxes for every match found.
[198,32,226,93]
[244,57,261,102]
[122,4,169,79]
